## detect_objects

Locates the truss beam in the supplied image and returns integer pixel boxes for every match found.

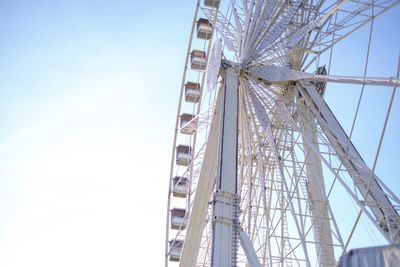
[299,81,400,243]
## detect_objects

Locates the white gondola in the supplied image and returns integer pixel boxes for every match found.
[196,18,213,40]
[180,113,197,135]
[172,176,188,198]
[190,50,207,70]
[170,208,187,230]
[176,145,192,166]
[169,239,184,262]
[184,82,201,103]
[204,0,220,8]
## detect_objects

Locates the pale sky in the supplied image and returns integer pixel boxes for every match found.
[0,1,195,266]
[0,1,399,267]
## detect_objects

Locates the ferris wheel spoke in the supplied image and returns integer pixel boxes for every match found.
[251,83,382,262]
[247,66,400,93]
[242,0,265,49]
[247,85,320,266]
[278,117,339,266]
[242,105,270,260]
[202,7,239,53]
[302,0,400,70]
[285,19,321,48]
[241,85,278,265]
[242,84,290,260]
[304,74,400,87]
[248,1,302,62]
[297,80,400,243]
[239,0,256,57]
[241,0,280,58]
[294,116,394,244]
[247,0,277,51]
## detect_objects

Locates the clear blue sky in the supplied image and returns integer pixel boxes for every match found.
[0,1,399,266]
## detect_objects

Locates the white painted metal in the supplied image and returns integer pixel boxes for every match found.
[166,0,400,266]
[307,75,400,87]
[249,65,312,83]
[207,39,222,91]
[165,1,217,266]
[164,2,202,265]
[297,104,335,267]
[179,91,222,267]
[212,66,239,267]
[299,81,400,243]
[240,230,262,267]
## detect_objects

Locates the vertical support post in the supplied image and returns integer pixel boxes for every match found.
[297,88,335,267]
[211,66,239,267]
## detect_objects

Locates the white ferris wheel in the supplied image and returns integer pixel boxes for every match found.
[165,0,400,266]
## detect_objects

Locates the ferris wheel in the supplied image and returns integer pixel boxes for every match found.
[165,0,400,266]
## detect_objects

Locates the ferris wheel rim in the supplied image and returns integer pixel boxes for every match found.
[165,1,400,266]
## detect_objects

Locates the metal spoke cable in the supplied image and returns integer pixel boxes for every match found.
[291,9,376,253]
[309,6,382,249]
[340,3,375,232]
[251,89,329,263]
[346,6,374,142]
[309,5,375,235]
[342,52,400,253]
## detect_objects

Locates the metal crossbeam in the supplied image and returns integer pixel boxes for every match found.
[299,80,400,243]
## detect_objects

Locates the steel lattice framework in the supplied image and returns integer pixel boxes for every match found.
[165,0,400,266]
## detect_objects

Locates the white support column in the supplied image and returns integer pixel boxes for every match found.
[212,66,239,267]
[298,108,335,267]
[179,90,222,267]
[239,230,262,267]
